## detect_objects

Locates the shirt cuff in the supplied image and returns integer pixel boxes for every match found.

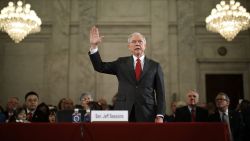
[89,47,98,54]
[156,114,164,118]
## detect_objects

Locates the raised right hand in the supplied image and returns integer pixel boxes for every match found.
[90,26,104,48]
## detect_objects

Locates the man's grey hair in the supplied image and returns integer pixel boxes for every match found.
[127,32,146,44]
[80,92,93,101]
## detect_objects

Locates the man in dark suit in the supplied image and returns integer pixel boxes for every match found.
[24,91,39,122]
[174,90,208,122]
[88,26,166,123]
[208,92,243,141]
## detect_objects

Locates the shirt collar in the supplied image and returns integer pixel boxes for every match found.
[188,106,196,112]
[219,109,228,116]
[133,55,145,62]
[26,109,35,114]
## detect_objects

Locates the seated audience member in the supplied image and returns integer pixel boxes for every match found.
[0,105,6,123]
[4,97,20,122]
[79,93,93,110]
[57,98,74,110]
[8,108,30,123]
[63,98,74,110]
[33,102,50,122]
[58,98,66,110]
[208,92,243,141]
[164,101,177,122]
[237,99,250,141]
[175,90,208,122]
[48,106,57,123]
[165,100,186,122]
[49,111,56,123]
[24,91,39,122]
[207,102,216,115]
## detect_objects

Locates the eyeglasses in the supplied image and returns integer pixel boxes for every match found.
[81,98,90,101]
[216,98,227,101]
[130,40,144,45]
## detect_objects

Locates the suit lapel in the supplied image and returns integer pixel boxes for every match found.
[185,106,192,121]
[139,57,150,81]
[127,56,136,83]
[215,111,222,121]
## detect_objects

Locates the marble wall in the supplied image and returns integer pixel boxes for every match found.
[0,0,249,113]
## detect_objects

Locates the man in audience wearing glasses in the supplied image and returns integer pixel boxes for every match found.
[209,92,244,141]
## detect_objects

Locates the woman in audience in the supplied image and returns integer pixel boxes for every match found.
[58,98,74,110]
[79,93,93,110]
[58,98,66,110]
[63,98,74,110]
[48,109,57,123]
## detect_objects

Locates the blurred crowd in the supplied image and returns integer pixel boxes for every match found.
[0,90,249,141]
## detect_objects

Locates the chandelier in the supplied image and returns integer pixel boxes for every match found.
[205,0,250,41]
[0,1,42,43]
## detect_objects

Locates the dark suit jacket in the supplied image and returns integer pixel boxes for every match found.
[208,110,244,141]
[89,51,166,122]
[241,109,250,141]
[174,106,208,122]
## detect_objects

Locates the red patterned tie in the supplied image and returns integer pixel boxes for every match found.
[135,58,142,81]
[191,108,196,122]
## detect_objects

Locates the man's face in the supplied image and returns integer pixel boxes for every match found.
[215,95,229,111]
[186,91,199,106]
[25,95,39,111]
[128,34,146,57]
[81,96,92,109]
[7,97,19,110]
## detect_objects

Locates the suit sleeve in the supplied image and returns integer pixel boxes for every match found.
[155,63,166,116]
[89,51,117,75]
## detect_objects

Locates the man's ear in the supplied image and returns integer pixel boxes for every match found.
[128,44,131,51]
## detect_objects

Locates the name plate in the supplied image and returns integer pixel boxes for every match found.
[91,110,128,122]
